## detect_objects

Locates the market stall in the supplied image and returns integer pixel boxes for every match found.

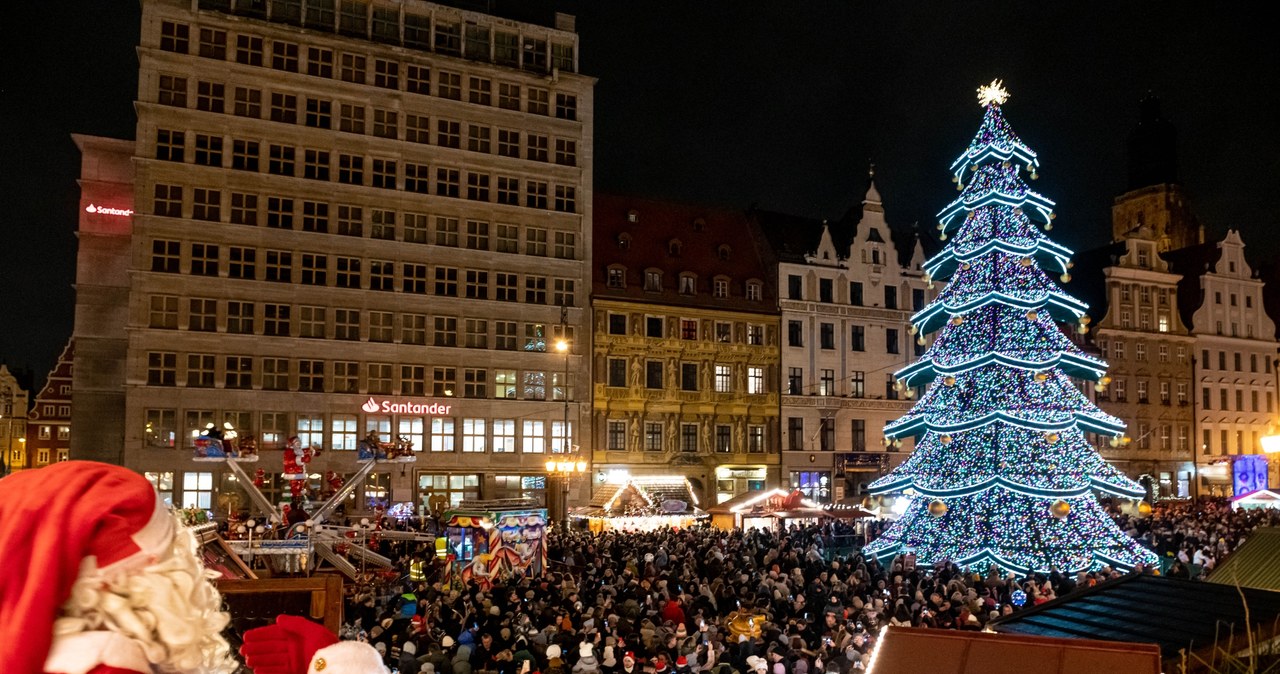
[1231,489,1280,511]
[572,476,708,532]
[443,498,547,589]
[709,488,820,531]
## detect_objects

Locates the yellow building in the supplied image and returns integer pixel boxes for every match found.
[1,364,31,474]
[591,196,780,505]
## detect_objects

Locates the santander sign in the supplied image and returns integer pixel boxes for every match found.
[361,397,453,415]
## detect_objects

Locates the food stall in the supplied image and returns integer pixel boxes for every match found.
[571,476,708,532]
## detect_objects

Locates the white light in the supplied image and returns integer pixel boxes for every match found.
[1262,434,1280,454]
[891,498,910,516]
[976,79,1010,107]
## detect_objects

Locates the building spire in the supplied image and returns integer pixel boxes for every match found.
[863,162,883,212]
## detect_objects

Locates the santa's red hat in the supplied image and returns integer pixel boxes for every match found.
[0,461,175,674]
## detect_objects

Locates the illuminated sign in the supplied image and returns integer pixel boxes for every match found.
[361,397,452,415]
[85,204,134,217]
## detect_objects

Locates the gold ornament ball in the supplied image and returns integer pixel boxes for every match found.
[944,376,957,387]
[1050,500,1071,519]
[1137,501,1153,516]
[1031,172,1039,180]
[917,336,927,345]
[1020,257,1033,267]
[908,325,918,335]
[1060,273,1072,283]
[1026,311,1039,321]
[940,434,953,445]
[952,316,965,326]
[1045,433,1060,444]
[1079,315,1090,325]
[1045,223,1053,231]
[1034,372,1048,383]
[1078,325,1089,335]
[928,500,948,518]
[1100,376,1112,385]
[962,263,971,271]
[940,234,947,241]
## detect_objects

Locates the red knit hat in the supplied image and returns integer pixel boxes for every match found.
[0,461,175,674]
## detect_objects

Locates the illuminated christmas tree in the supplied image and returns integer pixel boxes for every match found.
[863,81,1159,574]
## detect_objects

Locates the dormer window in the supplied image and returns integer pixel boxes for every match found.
[746,281,762,301]
[713,276,729,299]
[627,209,638,223]
[644,270,662,291]
[679,273,696,295]
[668,239,682,257]
[692,217,705,232]
[717,244,731,261]
[1137,246,1150,269]
[607,266,626,289]
[617,233,631,250]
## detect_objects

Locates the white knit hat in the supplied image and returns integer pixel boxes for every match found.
[547,644,562,660]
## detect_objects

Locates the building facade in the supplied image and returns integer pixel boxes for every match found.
[591,196,780,505]
[1177,231,1278,495]
[25,340,75,470]
[758,180,931,503]
[0,365,31,474]
[72,0,593,515]
[1092,226,1196,498]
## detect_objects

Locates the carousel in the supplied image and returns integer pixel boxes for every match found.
[442,499,547,589]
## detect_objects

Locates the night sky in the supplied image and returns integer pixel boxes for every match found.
[2,1,1277,383]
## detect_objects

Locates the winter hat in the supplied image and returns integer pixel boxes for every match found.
[547,644,563,660]
[676,656,688,668]
[442,636,456,648]
[623,652,637,666]
[675,623,688,639]
[580,643,595,659]
[0,461,179,674]
[747,656,767,672]
[375,642,388,655]
[603,646,617,667]
[654,655,669,673]
[404,641,418,656]
[310,641,391,674]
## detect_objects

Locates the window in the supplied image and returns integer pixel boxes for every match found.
[497,128,520,157]
[143,410,176,449]
[819,369,835,396]
[495,322,517,351]
[372,159,396,189]
[556,93,577,120]
[607,420,626,451]
[339,154,363,184]
[526,180,548,209]
[158,74,186,107]
[850,281,863,306]
[434,317,457,347]
[788,321,803,347]
[373,59,398,89]
[431,418,455,452]
[523,421,545,453]
[644,422,663,452]
[528,87,549,114]
[406,64,429,94]
[466,172,490,201]
[492,420,516,453]
[228,248,255,280]
[464,318,487,348]
[524,324,546,352]
[198,27,226,59]
[160,21,189,52]
[298,359,325,392]
[192,189,221,222]
[886,328,900,354]
[495,370,517,398]
[367,363,392,394]
[187,298,216,331]
[789,366,805,394]
[433,266,458,296]
[553,278,574,307]
[231,140,259,173]
[820,323,835,349]
[335,257,360,288]
[555,139,577,166]
[334,309,359,341]
[715,365,732,393]
[680,424,697,453]
[233,86,261,117]
[269,92,297,124]
[265,250,291,282]
[303,149,330,180]
[788,418,804,450]
[884,286,898,309]
[153,184,182,218]
[268,144,295,176]
[185,353,215,388]
[715,425,732,453]
[747,281,762,301]
[850,371,865,398]
[468,76,491,105]
[525,276,546,304]
[646,360,664,389]
[436,168,460,197]
[155,129,184,162]
[339,103,365,134]
[190,242,219,275]
[402,263,427,294]
[372,108,397,139]
[181,472,213,509]
[271,40,299,72]
[263,303,290,336]
[149,295,178,329]
[438,71,461,99]
[745,366,765,395]
[680,318,698,341]
[681,363,699,391]
[304,99,332,129]
[146,352,176,386]
[607,358,627,388]
[551,421,573,453]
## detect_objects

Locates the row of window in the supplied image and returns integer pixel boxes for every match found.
[1095,424,1191,452]
[1099,340,1186,363]
[787,275,925,311]
[144,353,573,400]
[1212,289,1258,309]
[1115,283,1173,307]
[1199,387,1275,414]
[603,359,770,395]
[154,112,577,165]
[7,448,68,468]
[150,144,578,212]
[1111,308,1173,333]
[1200,349,1274,373]
[603,419,767,453]
[786,370,904,399]
[786,418,872,452]
[1200,427,1270,455]
[145,407,574,454]
[604,313,770,346]
[605,267,765,302]
[171,3,577,76]
[148,241,578,305]
[788,321,921,356]
[1096,379,1190,405]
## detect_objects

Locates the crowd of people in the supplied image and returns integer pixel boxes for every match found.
[327,498,1280,674]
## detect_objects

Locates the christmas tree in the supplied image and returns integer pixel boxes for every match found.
[862,81,1159,575]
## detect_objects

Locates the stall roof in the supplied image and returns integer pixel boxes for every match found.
[1231,489,1280,509]
[1208,527,1280,591]
[707,488,815,515]
[991,573,1280,661]
[866,626,1160,674]
[573,478,706,518]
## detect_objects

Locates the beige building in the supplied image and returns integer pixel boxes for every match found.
[590,196,780,505]
[1168,230,1278,495]
[72,0,594,516]
[1092,224,1196,498]
[0,365,31,474]
[757,179,931,503]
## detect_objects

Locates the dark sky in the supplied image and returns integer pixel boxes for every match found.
[2,1,1277,382]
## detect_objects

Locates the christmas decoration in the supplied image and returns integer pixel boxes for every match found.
[863,83,1158,575]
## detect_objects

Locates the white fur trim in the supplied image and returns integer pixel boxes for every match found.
[309,641,389,674]
[44,631,151,674]
[99,492,175,575]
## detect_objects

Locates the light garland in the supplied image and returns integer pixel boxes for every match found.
[865,84,1159,574]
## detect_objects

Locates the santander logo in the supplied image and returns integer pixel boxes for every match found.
[85,203,134,217]
[360,397,454,416]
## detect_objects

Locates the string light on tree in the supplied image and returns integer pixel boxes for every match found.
[862,81,1159,575]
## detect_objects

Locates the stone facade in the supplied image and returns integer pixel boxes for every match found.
[73,0,593,516]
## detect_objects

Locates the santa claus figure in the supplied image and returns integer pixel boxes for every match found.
[0,461,236,674]
[241,615,389,674]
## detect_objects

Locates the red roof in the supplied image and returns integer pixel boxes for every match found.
[593,194,776,314]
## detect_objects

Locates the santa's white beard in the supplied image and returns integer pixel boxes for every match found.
[53,516,236,674]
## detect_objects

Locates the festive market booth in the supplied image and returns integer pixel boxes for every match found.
[571,476,707,532]
[442,498,547,589]
[1230,489,1280,511]
[709,488,824,531]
